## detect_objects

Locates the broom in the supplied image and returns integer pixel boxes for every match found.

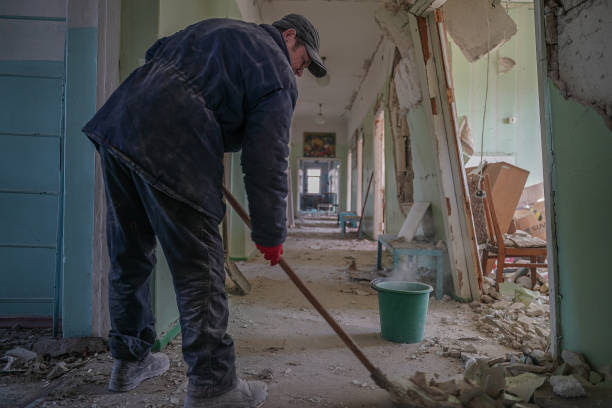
[222,186,443,408]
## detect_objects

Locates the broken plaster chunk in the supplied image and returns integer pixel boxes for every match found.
[561,350,591,379]
[6,347,37,362]
[46,361,69,380]
[589,371,603,385]
[505,372,546,402]
[497,57,516,74]
[490,300,513,310]
[529,349,551,365]
[549,375,587,398]
[481,294,494,304]
[443,0,517,63]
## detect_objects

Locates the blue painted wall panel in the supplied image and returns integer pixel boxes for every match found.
[0,60,64,77]
[0,303,53,316]
[61,26,97,337]
[0,247,55,298]
[0,5,66,321]
[0,135,60,192]
[0,76,63,135]
[0,193,58,246]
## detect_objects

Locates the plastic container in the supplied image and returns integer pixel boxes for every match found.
[371,280,433,343]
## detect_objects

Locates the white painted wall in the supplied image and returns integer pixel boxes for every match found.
[235,0,263,23]
[346,38,395,141]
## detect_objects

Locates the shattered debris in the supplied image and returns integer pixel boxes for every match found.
[473,278,550,353]
[402,345,611,407]
[549,375,586,398]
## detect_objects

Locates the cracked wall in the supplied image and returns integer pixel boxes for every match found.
[544,0,612,129]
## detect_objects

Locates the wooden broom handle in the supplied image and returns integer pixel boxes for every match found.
[221,185,383,378]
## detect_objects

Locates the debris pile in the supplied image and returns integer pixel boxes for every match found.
[472,278,550,353]
[395,349,611,407]
[0,329,107,381]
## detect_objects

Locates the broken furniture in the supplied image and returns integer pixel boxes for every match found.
[468,162,529,245]
[480,175,547,289]
[376,235,445,300]
[338,211,361,239]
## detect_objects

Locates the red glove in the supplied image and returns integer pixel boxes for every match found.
[256,244,283,266]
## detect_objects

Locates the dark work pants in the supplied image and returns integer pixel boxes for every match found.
[100,147,236,396]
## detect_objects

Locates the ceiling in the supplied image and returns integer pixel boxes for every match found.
[259,0,384,122]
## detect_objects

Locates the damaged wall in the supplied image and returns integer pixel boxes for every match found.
[450,4,543,186]
[538,0,612,368]
[345,6,447,245]
[545,0,612,130]
[345,36,416,239]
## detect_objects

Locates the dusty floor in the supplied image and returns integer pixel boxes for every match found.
[1,216,519,408]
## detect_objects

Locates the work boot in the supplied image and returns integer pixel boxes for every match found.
[108,352,170,392]
[184,378,268,408]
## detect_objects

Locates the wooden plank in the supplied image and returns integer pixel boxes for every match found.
[534,0,561,359]
[0,193,59,246]
[0,135,60,192]
[0,247,55,299]
[225,261,251,295]
[0,76,64,135]
[0,20,65,62]
[426,12,482,300]
[0,0,67,19]
[398,201,430,241]
[0,302,53,316]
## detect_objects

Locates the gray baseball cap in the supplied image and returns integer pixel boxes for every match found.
[272,14,327,78]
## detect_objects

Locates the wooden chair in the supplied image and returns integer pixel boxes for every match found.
[480,175,547,290]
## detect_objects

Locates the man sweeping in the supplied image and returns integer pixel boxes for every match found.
[82,14,326,408]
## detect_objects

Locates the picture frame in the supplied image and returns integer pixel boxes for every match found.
[303,132,336,157]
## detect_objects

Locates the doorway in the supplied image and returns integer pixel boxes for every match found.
[297,158,341,215]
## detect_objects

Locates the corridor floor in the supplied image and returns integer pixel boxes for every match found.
[1,216,513,408]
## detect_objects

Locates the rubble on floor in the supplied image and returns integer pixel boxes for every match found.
[473,276,550,353]
[0,327,108,382]
[401,348,611,407]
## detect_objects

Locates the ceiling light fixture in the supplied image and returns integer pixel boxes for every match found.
[314,103,326,125]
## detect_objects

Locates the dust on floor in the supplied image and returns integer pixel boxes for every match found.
[1,216,524,407]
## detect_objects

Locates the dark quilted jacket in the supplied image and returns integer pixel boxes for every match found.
[83,19,297,247]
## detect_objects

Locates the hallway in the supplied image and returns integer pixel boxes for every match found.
[1,217,517,407]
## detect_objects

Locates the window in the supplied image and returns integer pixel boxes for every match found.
[306,168,321,194]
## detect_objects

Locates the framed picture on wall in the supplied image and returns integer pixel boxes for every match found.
[304,132,336,157]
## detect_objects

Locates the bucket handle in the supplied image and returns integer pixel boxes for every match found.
[370,278,384,291]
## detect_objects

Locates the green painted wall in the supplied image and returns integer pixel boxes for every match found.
[62,26,98,336]
[118,0,248,338]
[229,152,256,260]
[406,104,445,240]
[159,0,241,37]
[450,5,542,186]
[548,83,612,369]
[119,0,159,81]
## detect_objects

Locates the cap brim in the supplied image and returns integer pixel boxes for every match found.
[305,43,327,78]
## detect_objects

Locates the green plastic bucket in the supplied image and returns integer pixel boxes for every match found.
[371,280,433,343]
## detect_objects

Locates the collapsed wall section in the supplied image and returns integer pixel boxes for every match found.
[544,0,612,129]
